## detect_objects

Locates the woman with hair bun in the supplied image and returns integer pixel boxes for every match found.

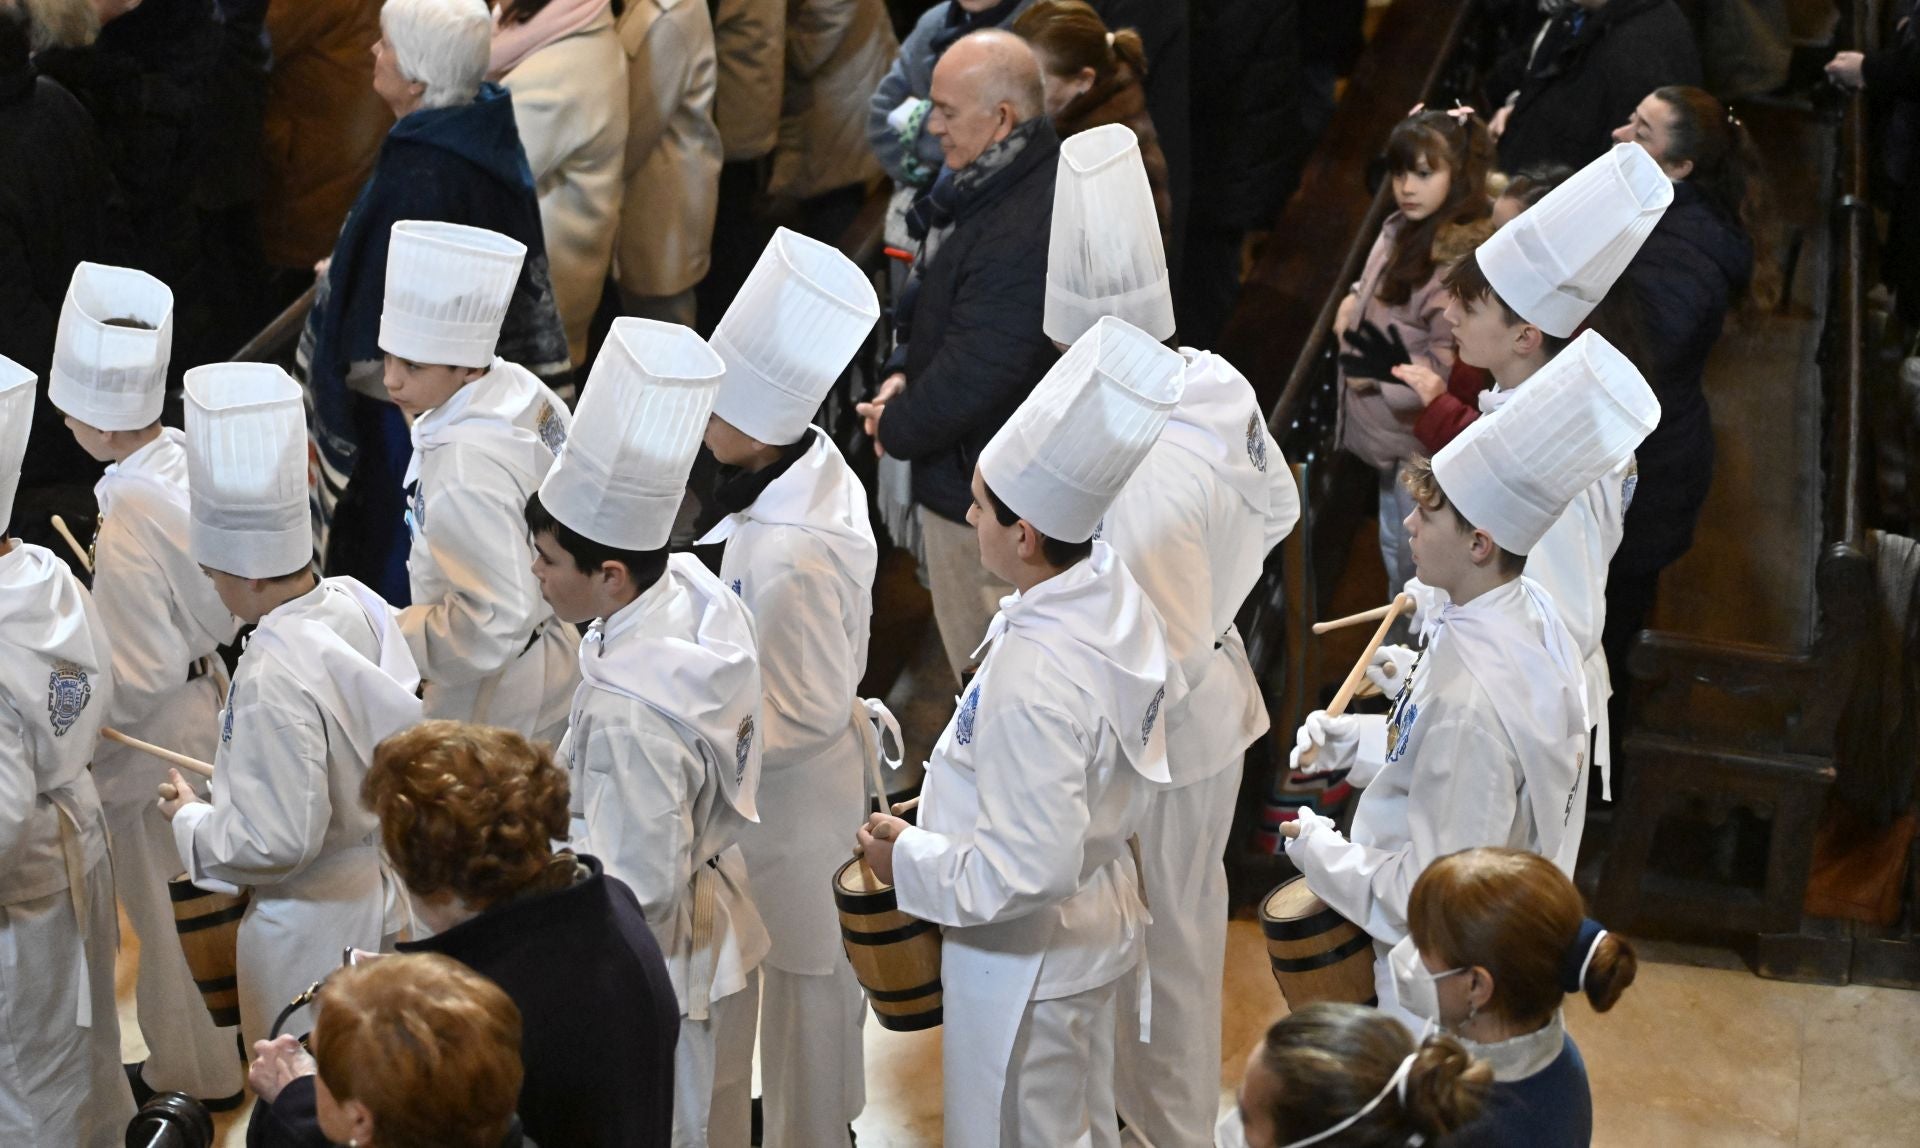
[1220,1002,1492,1148]
[1399,846,1639,1147]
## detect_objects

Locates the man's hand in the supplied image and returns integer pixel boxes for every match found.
[1391,362,1448,407]
[855,373,907,458]
[855,812,910,885]
[156,767,207,823]
[247,1035,316,1105]
[1827,51,1866,91]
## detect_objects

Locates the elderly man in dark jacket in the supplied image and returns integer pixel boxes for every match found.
[1491,0,1701,172]
[858,28,1058,684]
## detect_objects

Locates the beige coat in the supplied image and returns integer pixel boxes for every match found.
[501,9,630,366]
[768,0,896,202]
[616,0,723,298]
[712,0,785,161]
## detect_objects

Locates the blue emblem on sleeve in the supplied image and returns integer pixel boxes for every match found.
[536,401,567,455]
[1141,685,1165,746]
[1383,654,1423,764]
[47,661,92,737]
[1622,459,1639,512]
[955,683,980,746]
[1246,412,1269,473]
[735,715,754,782]
[729,578,743,597]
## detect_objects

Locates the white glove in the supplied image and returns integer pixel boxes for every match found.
[1364,644,1420,701]
[1289,711,1360,774]
[1282,806,1338,856]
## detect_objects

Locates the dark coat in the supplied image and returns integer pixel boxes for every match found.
[1495,0,1702,173]
[1614,178,1751,575]
[1440,1035,1593,1148]
[1090,0,1188,271]
[878,121,1061,524]
[1188,0,1305,232]
[1053,58,1173,242]
[398,855,680,1148]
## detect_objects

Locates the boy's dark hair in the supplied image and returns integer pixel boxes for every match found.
[1441,254,1570,358]
[523,489,668,588]
[1401,455,1526,576]
[983,483,1094,569]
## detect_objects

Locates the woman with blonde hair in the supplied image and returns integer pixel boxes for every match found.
[1399,846,1639,1146]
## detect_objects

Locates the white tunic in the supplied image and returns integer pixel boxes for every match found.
[698,428,878,976]
[560,554,770,1016]
[89,430,237,808]
[1287,578,1587,952]
[171,578,424,1044]
[400,359,579,740]
[891,544,1173,1148]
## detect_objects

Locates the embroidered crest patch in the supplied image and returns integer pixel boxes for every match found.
[955,683,981,746]
[729,578,743,597]
[1383,654,1423,765]
[404,481,426,536]
[47,661,91,737]
[1246,412,1268,473]
[221,679,237,745]
[734,714,754,782]
[536,401,567,455]
[1622,459,1639,512]
[1141,685,1164,746]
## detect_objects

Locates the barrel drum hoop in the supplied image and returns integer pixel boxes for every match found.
[1260,906,1351,942]
[872,1005,944,1032]
[206,1005,242,1027]
[1267,931,1375,973]
[193,974,239,994]
[176,903,249,933]
[864,977,943,1003]
[841,918,937,947]
[834,891,901,916]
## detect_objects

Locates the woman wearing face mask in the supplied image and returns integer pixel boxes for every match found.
[1218,1002,1491,1148]
[1397,846,1638,1147]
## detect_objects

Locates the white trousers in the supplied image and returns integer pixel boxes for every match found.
[758,963,866,1148]
[0,859,134,1148]
[1114,763,1242,1148]
[105,796,243,1099]
[997,980,1122,1148]
[675,979,760,1148]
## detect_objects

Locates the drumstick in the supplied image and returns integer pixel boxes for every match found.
[50,515,91,574]
[890,796,921,816]
[102,727,215,779]
[1296,593,1415,767]
[1312,601,1399,635]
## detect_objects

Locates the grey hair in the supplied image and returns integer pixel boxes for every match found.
[379,0,492,111]
[16,0,98,51]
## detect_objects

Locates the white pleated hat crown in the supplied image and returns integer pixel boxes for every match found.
[1477,142,1672,338]
[711,228,880,446]
[49,262,175,431]
[1434,330,1660,555]
[538,318,725,551]
[0,356,36,537]
[980,316,1185,543]
[378,220,526,368]
[1044,124,1175,345]
[184,363,313,578]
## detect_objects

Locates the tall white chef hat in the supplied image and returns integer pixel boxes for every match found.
[0,356,35,537]
[1476,141,1672,338]
[1433,330,1660,555]
[980,316,1185,544]
[184,363,313,578]
[710,227,880,446]
[378,220,526,369]
[48,262,175,431]
[1044,124,1175,346]
[538,318,725,551]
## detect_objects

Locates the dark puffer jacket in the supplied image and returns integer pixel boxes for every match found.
[878,120,1062,524]
[1495,0,1701,173]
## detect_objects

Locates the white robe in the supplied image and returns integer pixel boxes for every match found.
[171,578,423,1046]
[1097,350,1299,1148]
[88,431,245,1097]
[0,543,129,1147]
[1287,578,1586,1014]
[697,428,875,1145]
[560,554,770,1147]
[891,544,1172,1148]
[399,359,580,743]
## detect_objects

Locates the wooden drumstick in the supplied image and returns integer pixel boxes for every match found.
[50,515,91,574]
[1297,593,1415,767]
[890,795,921,816]
[1312,601,1399,635]
[102,727,215,779]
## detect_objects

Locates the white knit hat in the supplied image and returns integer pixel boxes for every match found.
[980,316,1185,543]
[49,262,175,431]
[1044,124,1174,346]
[1434,330,1660,555]
[1477,142,1673,338]
[0,356,35,537]
[710,228,880,446]
[184,364,313,578]
[538,318,725,550]
[378,220,526,368]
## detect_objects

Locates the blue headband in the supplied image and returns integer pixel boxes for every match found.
[1560,918,1607,994]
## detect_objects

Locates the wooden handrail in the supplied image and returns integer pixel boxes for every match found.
[231,284,316,365]
[1828,0,1871,558]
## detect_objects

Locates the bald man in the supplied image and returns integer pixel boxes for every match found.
[855,29,1061,688]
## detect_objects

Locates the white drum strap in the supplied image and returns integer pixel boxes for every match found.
[687,860,718,1022]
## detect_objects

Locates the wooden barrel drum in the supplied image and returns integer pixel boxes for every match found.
[833,856,942,1031]
[168,874,249,1028]
[1260,877,1378,1009]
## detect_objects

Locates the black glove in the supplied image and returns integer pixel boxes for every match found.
[1338,320,1412,383]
